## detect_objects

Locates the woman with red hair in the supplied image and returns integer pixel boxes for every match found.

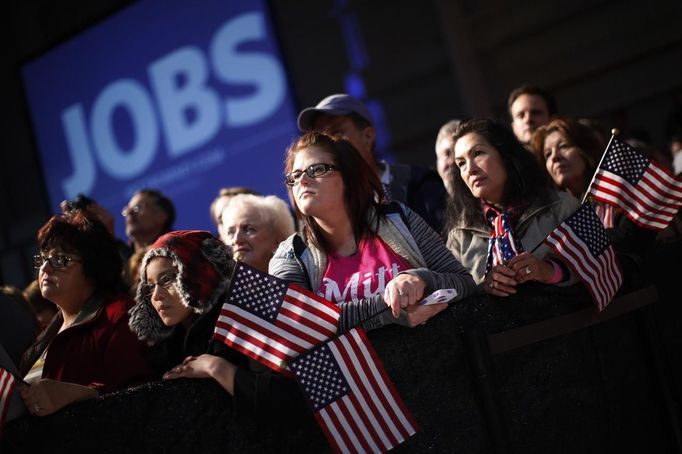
[19,210,151,416]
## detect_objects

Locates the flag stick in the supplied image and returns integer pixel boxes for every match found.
[526,128,621,255]
[15,374,28,387]
[581,128,620,205]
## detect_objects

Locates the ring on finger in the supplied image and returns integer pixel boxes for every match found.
[524,265,531,275]
[490,280,495,289]
[398,290,405,297]
[33,402,41,413]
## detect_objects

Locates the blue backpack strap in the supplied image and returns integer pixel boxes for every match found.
[379,201,410,227]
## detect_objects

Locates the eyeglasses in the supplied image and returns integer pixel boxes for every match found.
[33,254,82,270]
[141,272,177,299]
[121,203,145,217]
[285,163,338,186]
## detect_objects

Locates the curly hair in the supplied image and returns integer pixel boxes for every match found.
[223,194,294,244]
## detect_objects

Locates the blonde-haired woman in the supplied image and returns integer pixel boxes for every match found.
[219,194,295,272]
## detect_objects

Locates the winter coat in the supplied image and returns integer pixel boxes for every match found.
[446,190,580,284]
[20,293,151,394]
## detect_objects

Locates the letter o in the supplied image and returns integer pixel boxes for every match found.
[90,79,159,179]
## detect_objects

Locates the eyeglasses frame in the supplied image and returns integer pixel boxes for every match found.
[33,254,82,270]
[285,163,338,186]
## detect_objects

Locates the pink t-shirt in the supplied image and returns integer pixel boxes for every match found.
[317,236,412,303]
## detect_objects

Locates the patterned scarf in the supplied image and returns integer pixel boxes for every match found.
[483,203,525,277]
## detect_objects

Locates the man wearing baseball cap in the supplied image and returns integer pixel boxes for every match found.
[297,93,447,232]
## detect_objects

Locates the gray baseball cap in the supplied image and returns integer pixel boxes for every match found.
[297,94,374,131]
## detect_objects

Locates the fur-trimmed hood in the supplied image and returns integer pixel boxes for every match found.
[128,230,234,345]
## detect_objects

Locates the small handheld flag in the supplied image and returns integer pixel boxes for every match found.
[290,328,418,453]
[213,262,341,373]
[0,367,17,437]
[588,136,682,230]
[544,203,623,311]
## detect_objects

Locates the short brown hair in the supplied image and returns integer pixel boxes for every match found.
[508,84,558,117]
[38,210,123,294]
[134,189,175,233]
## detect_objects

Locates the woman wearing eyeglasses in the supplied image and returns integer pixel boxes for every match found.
[129,230,321,450]
[18,211,151,416]
[128,230,239,374]
[269,132,476,331]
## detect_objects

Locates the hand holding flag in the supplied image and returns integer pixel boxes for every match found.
[544,203,623,311]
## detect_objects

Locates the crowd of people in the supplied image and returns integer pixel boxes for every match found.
[1,86,681,452]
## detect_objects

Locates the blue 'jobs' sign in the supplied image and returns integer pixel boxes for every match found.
[22,0,298,238]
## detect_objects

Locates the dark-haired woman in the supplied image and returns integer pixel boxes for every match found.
[446,119,580,297]
[19,211,151,416]
[268,132,476,329]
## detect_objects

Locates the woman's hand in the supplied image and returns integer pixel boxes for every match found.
[482,264,518,297]
[163,354,237,395]
[384,274,426,318]
[507,252,554,284]
[163,354,222,380]
[21,379,98,416]
[406,303,448,327]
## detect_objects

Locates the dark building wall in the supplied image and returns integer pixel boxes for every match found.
[1,0,681,287]
[270,0,682,161]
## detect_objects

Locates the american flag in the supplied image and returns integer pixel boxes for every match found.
[485,211,523,276]
[213,262,341,373]
[544,203,623,311]
[588,137,682,230]
[1,367,17,437]
[290,328,418,454]
[593,203,615,229]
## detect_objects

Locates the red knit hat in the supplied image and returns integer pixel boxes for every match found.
[129,230,233,344]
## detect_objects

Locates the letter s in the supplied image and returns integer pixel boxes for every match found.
[210,12,286,127]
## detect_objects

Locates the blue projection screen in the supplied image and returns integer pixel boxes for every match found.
[22,0,298,238]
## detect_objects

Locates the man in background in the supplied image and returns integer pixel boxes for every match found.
[298,93,447,232]
[508,84,557,148]
[434,119,461,197]
[122,188,175,252]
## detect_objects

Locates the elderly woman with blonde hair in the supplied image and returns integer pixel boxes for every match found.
[219,194,295,272]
